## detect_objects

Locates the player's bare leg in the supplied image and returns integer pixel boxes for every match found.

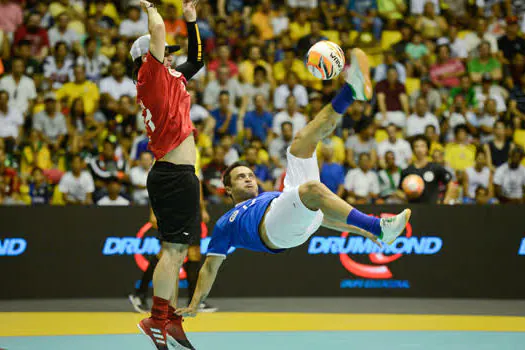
[153,242,186,308]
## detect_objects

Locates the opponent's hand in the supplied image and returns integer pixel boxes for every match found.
[201,208,210,223]
[140,0,153,12]
[175,306,198,317]
[182,0,199,22]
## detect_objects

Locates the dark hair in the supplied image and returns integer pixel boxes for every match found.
[219,90,230,98]
[84,36,97,48]
[54,41,68,53]
[281,121,293,130]
[411,134,431,150]
[70,153,83,163]
[19,39,32,47]
[254,65,267,76]
[244,145,257,153]
[31,166,43,176]
[132,56,143,82]
[358,152,371,161]
[475,146,486,159]
[454,124,469,136]
[425,124,436,132]
[0,90,8,98]
[223,161,250,187]
[494,119,506,128]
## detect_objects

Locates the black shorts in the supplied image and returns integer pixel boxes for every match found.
[147,162,200,244]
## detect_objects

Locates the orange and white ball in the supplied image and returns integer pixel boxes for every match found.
[402,174,425,199]
[306,41,345,80]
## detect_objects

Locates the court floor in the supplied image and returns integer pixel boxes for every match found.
[1,298,525,350]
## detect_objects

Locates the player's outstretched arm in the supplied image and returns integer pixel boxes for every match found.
[140,0,166,62]
[321,216,382,248]
[176,0,204,80]
[176,255,224,317]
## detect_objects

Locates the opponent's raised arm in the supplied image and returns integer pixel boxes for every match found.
[176,0,204,80]
[176,255,224,317]
[140,0,166,62]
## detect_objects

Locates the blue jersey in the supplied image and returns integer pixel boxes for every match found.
[207,192,284,256]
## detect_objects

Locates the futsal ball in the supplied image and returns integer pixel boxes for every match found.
[402,174,425,199]
[306,41,345,80]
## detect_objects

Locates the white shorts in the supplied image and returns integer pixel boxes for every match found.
[264,148,324,249]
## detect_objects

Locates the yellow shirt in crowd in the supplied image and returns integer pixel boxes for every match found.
[251,11,274,41]
[239,59,272,84]
[289,22,311,42]
[56,81,100,115]
[20,144,52,176]
[316,136,346,165]
[444,143,476,171]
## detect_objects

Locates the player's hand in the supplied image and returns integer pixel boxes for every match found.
[175,307,198,317]
[201,208,210,223]
[182,0,199,22]
[140,0,153,12]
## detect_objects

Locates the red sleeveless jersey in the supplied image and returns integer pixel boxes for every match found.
[136,52,194,160]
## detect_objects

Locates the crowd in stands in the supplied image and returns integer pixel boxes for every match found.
[0,0,525,206]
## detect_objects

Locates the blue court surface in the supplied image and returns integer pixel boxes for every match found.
[2,331,525,350]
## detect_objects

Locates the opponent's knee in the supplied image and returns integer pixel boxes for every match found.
[299,181,329,209]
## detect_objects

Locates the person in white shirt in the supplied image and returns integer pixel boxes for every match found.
[0,57,37,115]
[411,0,440,15]
[129,151,153,205]
[463,148,493,199]
[494,147,525,203]
[203,65,244,113]
[76,37,111,83]
[97,178,131,206]
[189,89,215,136]
[99,61,136,101]
[0,90,24,142]
[273,95,307,136]
[59,155,95,205]
[406,97,440,138]
[273,71,308,110]
[474,74,507,113]
[43,42,74,90]
[378,151,403,203]
[467,98,497,144]
[219,134,239,166]
[377,124,412,169]
[33,92,68,149]
[271,4,289,36]
[437,24,468,59]
[286,0,317,8]
[47,12,79,48]
[463,17,498,56]
[344,153,380,204]
[269,121,294,170]
[119,4,148,38]
[245,65,271,111]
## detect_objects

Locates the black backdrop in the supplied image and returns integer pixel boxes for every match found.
[1,205,524,299]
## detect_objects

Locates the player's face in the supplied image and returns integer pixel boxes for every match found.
[413,140,429,160]
[229,166,258,202]
[163,54,173,68]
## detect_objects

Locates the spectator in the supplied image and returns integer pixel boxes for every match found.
[430,44,465,89]
[344,152,379,204]
[448,75,477,109]
[463,17,498,56]
[373,49,407,83]
[0,90,23,146]
[469,98,498,143]
[409,77,442,113]
[76,37,111,83]
[129,151,153,205]
[414,1,447,40]
[425,124,444,155]
[445,125,476,172]
[269,121,293,170]
[509,74,525,120]
[273,95,307,137]
[219,134,240,166]
[43,41,74,90]
[474,185,498,204]
[0,148,20,201]
[274,71,308,110]
[89,138,127,190]
[497,16,525,64]
[24,167,53,205]
[443,94,474,141]
[202,145,227,203]
[345,119,377,168]
[398,135,453,204]
[97,177,130,206]
[251,0,274,41]
[494,146,525,203]
[33,92,68,150]
[0,57,37,116]
[20,130,52,176]
[348,0,383,40]
[463,148,493,200]
[0,0,23,34]
[244,145,273,192]
[378,150,403,203]
[405,31,429,77]
[410,0,439,15]
[289,10,310,42]
[296,20,327,57]
[203,65,243,112]
[246,66,271,111]
[468,41,502,84]
[244,94,273,143]
[375,67,410,128]
[238,45,272,85]
[189,89,215,136]
[47,12,79,48]
[407,98,440,139]
[442,23,468,59]
[100,61,136,102]
[273,48,307,85]
[484,120,515,169]
[475,74,507,114]
[13,12,50,61]
[377,0,406,27]
[56,65,100,116]
[119,4,147,39]
[505,53,525,90]
[208,45,238,77]
[92,0,117,35]
[378,123,412,169]
[318,142,345,196]
[271,4,289,37]
[5,39,42,79]
[212,91,238,142]
[163,3,187,43]
[392,25,412,62]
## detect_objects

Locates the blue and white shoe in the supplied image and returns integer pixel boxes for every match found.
[380,209,411,245]
[344,48,373,101]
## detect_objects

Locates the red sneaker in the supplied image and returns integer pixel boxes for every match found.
[137,317,169,350]
[165,315,195,350]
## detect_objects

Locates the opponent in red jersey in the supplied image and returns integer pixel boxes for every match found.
[131,1,203,349]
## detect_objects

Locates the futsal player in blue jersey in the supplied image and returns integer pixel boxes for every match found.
[177,49,411,318]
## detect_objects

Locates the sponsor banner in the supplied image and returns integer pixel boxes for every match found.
[0,205,525,299]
